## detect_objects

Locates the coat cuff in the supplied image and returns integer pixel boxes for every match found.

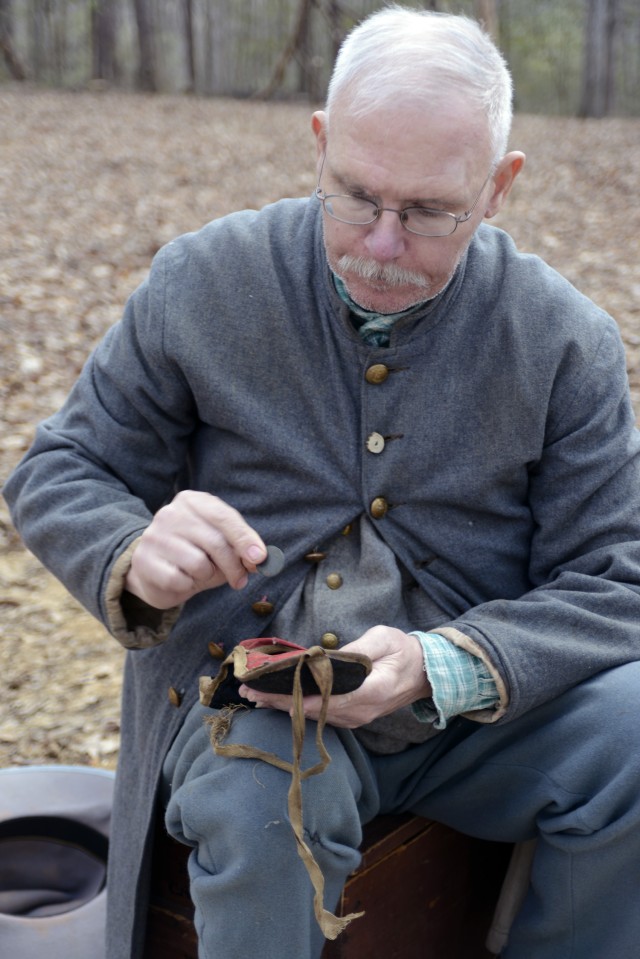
[105,539,182,649]
[435,626,509,723]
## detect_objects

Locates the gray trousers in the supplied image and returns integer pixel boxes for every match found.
[162,662,640,959]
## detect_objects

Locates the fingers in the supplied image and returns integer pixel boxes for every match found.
[124,491,267,608]
[239,685,302,713]
[239,628,431,728]
[173,491,267,583]
[240,683,368,728]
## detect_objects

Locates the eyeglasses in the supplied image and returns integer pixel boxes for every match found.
[315,153,493,238]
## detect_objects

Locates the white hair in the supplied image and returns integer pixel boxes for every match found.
[326,5,514,162]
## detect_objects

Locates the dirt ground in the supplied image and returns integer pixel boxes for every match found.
[1,87,639,770]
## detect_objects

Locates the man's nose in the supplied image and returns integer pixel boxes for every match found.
[363,209,407,261]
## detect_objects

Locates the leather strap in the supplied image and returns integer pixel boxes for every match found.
[207,648,364,939]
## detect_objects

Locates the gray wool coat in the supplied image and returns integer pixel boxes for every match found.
[5,197,640,958]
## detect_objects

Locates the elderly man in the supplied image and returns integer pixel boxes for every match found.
[5,6,640,959]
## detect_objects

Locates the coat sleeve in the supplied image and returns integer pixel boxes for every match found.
[2,243,193,634]
[445,316,640,722]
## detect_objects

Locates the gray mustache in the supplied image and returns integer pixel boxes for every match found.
[337,255,430,289]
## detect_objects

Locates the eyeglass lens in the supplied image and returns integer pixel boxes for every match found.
[323,194,458,237]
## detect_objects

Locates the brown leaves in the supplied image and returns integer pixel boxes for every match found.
[0,548,123,767]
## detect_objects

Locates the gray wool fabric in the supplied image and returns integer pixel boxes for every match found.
[270,514,450,752]
[5,197,640,958]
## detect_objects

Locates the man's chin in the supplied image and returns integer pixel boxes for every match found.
[345,277,432,315]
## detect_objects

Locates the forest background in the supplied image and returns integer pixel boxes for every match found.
[1,0,639,117]
[1,0,639,768]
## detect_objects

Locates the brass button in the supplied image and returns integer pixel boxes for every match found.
[304,550,327,563]
[321,632,340,649]
[370,496,389,519]
[168,686,183,707]
[208,641,226,659]
[366,432,385,454]
[252,599,274,616]
[342,524,353,536]
[326,573,343,590]
[365,363,389,385]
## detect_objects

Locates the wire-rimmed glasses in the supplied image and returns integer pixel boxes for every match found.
[315,153,493,238]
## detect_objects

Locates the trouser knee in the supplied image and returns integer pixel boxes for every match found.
[165,705,368,865]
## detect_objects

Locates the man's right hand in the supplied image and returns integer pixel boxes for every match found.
[124,491,267,609]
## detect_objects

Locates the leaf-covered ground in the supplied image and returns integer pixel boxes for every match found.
[1,87,639,769]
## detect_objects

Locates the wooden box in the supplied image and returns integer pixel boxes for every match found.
[144,813,510,959]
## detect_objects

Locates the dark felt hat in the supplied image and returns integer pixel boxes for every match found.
[0,764,115,958]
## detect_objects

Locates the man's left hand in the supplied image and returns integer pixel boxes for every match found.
[239,626,432,728]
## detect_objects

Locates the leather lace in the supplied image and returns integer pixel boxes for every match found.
[206,647,364,939]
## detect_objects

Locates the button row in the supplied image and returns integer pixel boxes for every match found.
[370,496,389,519]
[305,550,327,563]
[170,555,357,706]
[367,431,385,454]
[365,363,389,384]
[320,632,339,649]
[365,366,397,493]
[170,367,395,707]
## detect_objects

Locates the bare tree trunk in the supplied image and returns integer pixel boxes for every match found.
[52,0,68,86]
[182,0,196,93]
[30,0,47,81]
[256,0,314,99]
[297,0,310,94]
[203,0,215,94]
[579,0,620,117]
[296,0,320,97]
[132,0,156,91]
[0,0,27,80]
[474,0,498,38]
[499,0,512,76]
[325,0,343,61]
[92,0,117,83]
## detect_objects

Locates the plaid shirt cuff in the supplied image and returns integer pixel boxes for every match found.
[410,631,499,729]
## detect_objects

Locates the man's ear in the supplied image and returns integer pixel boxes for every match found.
[311,110,328,164]
[484,151,526,219]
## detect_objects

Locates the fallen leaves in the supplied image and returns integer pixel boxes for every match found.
[0,548,123,767]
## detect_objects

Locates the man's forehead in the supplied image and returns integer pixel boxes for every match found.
[326,134,482,203]
[325,99,491,193]
[328,160,472,211]
[330,96,488,154]
[330,84,485,131]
